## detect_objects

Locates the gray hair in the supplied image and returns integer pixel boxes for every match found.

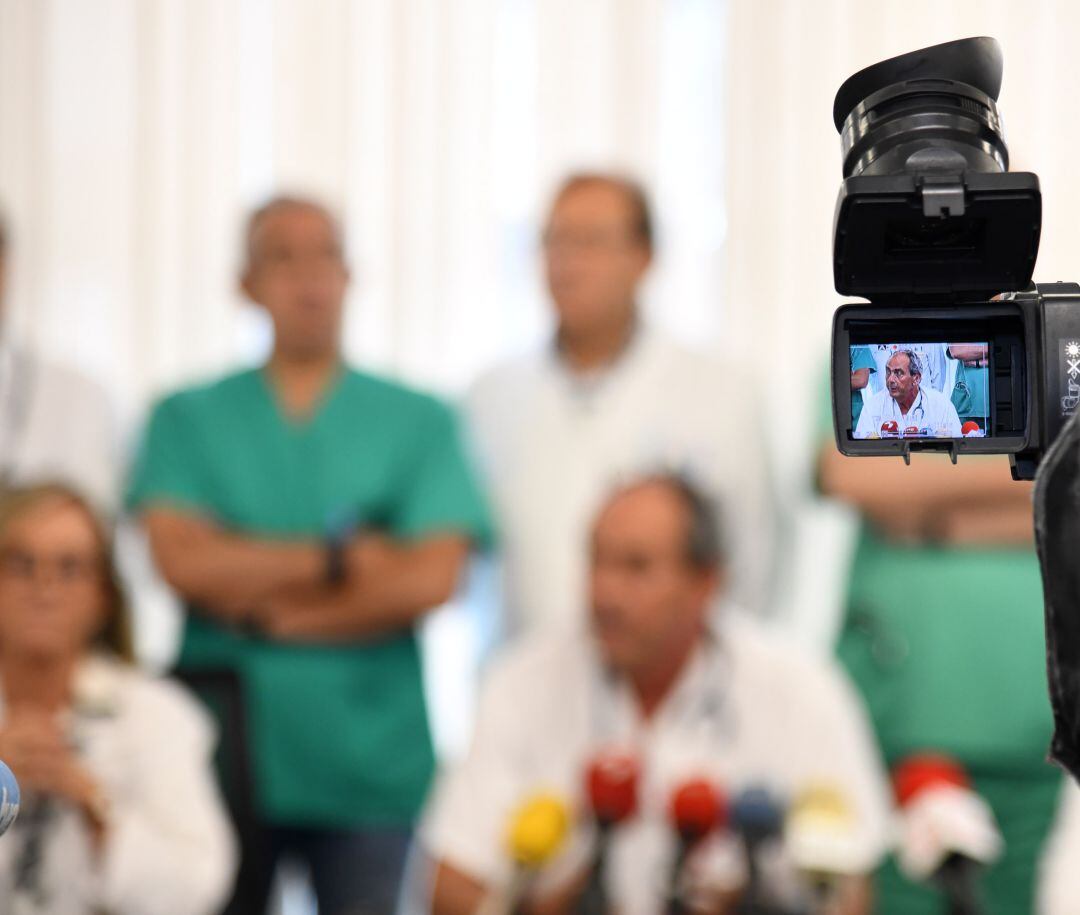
[893,348,924,378]
[608,471,725,571]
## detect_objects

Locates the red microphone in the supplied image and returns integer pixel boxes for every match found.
[579,751,640,915]
[671,778,727,844]
[894,753,969,807]
[586,752,639,826]
[893,754,998,915]
[667,779,727,915]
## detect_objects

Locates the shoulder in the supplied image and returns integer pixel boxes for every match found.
[467,347,550,405]
[480,628,590,709]
[343,368,456,424]
[81,658,215,749]
[724,617,855,706]
[26,353,109,407]
[149,368,260,421]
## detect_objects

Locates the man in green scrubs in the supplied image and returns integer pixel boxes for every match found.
[820,441,1060,914]
[127,196,492,914]
[948,343,991,431]
[850,344,876,429]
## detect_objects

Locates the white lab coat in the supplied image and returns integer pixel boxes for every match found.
[422,615,893,914]
[853,385,963,440]
[0,345,117,511]
[0,655,236,915]
[466,327,775,636]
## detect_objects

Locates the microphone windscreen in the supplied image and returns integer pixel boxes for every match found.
[893,753,969,807]
[670,778,727,842]
[729,787,784,842]
[586,752,639,825]
[785,783,865,876]
[0,760,19,836]
[506,793,571,868]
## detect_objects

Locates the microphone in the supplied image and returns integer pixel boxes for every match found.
[477,792,571,915]
[578,750,640,915]
[893,754,1001,915]
[729,787,785,914]
[0,760,18,836]
[785,783,860,912]
[666,778,727,915]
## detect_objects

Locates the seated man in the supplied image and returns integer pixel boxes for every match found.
[422,474,892,915]
[854,349,961,440]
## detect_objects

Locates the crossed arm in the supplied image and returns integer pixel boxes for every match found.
[142,506,470,641]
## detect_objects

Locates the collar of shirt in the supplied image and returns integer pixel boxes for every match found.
[548,320,651,407]
[589,617,731,747]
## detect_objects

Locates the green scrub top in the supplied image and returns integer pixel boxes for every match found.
[836,526,1059,914]
[951,355,991,428]
[850,345,877,430]
[127,366,493,827]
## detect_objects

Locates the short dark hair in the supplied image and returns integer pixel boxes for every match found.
[552,172,654,250]
[242,194,343,269]
[610,472,725,571]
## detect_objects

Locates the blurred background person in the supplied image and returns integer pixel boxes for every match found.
[423,474,890,915]
[947,343,992,432]
[818,447,1058,914]
[0,483,235,914]
[0,212,115,511]
[467,174,775,639]
[849,344,876,430]
[127,196,492,914]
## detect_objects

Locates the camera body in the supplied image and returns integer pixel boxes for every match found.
[829,38,1080,479]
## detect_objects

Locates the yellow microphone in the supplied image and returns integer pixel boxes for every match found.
[507,792,571,867]
[477,792,571,915]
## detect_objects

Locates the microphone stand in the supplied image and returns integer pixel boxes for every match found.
[936,854,986,915]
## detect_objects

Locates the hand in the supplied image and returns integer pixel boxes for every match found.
[0,711,107,838]
[255,586,343,641]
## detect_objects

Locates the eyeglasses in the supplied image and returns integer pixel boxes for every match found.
[0,549,102,586]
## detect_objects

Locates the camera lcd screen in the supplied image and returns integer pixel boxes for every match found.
[850,342,991,440]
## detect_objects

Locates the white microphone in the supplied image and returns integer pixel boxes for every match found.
[894,754,1001,915]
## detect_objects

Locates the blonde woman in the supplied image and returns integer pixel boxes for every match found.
[0,483,235,914]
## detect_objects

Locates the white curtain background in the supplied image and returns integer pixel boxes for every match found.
[0,0,728,761]
[2,0,1079,707]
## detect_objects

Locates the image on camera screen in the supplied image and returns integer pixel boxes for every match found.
[849,342,991,440]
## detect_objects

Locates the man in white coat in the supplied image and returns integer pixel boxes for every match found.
[0,212,116,510]
[423,475,891,914]
[853,349,962,440]
[467,174,774,637]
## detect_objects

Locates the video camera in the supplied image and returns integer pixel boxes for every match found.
[829,36,1080,481]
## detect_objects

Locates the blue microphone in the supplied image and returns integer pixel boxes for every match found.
[0,759,19,835]
[730,787,784,913]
